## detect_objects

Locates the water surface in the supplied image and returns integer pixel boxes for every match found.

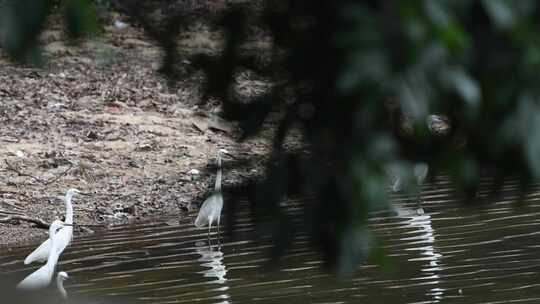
[3,180,540,303]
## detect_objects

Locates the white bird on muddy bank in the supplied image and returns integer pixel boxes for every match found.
[24,188,82,265]
[17,220,68,290]
[195,149,228,245]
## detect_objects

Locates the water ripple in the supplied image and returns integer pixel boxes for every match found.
[3,179,540,303]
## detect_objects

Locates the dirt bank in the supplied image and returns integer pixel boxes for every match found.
[0,14,272,247]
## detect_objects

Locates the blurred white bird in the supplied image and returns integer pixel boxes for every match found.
[195,149,227,245]
[17,220,67,290]
[114,19,128,30]
[391,162,429,192]
[24,188,81,265]
[391,162,429,214]
[56,271,69,300]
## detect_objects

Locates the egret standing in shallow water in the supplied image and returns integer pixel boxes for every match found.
[391,162,429,193]
[24,188,81,265]
[56,271,69,300]
[195,149,227,246]
[17,220,67,290]
[391,162,429,213]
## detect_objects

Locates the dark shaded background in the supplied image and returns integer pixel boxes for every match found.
[2,0,540,275]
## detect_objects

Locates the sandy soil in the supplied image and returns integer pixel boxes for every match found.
[0,14,272,246]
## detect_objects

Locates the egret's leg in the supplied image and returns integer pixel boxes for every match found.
[217,216,221,249]
[208,221,213,249]
[415,190,424,215]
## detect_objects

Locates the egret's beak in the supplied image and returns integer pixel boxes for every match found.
[218,149,236,160]
[77,192,91,196]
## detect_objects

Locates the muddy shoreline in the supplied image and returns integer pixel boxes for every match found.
[0,15,271,247]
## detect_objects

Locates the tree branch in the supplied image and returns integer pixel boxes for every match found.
[4,159,73,185]
[0,214,49,229]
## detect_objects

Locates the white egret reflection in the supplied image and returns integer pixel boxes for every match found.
[196,242,228,284]
[393,204,445,302]
[195,241,231,304]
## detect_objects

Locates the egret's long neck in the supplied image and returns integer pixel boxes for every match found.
[56,275,62,288]
[65,195,74,224]
[57,277,67,299]
[46,228,60,276]
[215,154,222,192]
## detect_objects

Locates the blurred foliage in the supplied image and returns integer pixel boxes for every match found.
[0,0,52,64]
[64,0,101,40]
[3,0,540,275]
[0,0,100,65]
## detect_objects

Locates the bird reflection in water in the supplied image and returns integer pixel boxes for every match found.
[195,242,231,304]
[394,204,444,302]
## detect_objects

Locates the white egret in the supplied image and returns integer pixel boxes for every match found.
[24,188,81,265]
[391,162,429,192]
[195,149,227,245]
[17,220,67,290]
[56,271,69,300]
[391,162,429,213]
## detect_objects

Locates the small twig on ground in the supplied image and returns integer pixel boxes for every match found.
[44,162,73,185]
[4,159,45,184]
[0,214,49,229]
[74,206,97,213]
[0,209,98,232]
[79,226,95,234]
[0,200,24,210]
[0,190,31,198]
[0,208,24,215]
[79,162,96,183]
[4,159,73,185]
